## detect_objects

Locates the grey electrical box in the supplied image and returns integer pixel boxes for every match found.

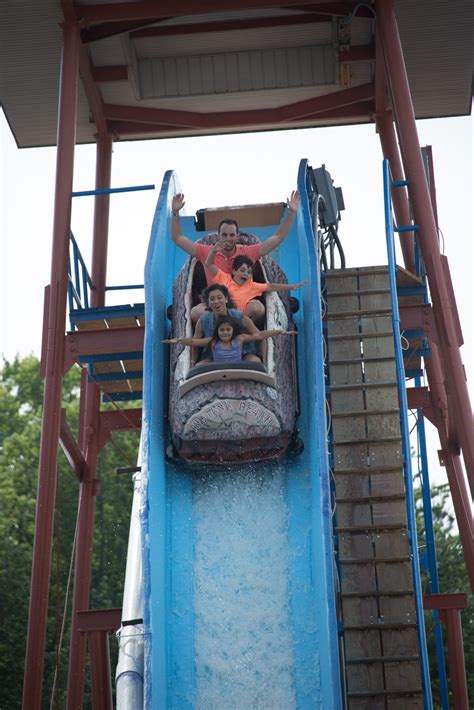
[313,165,344,228]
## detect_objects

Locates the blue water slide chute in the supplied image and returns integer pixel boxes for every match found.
[122,161,342,708]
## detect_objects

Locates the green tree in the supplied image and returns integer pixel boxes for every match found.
[0,356,138,708]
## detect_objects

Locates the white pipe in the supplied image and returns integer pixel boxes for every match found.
[116,469,144,709]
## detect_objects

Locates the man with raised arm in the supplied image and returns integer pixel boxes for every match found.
[170,191,300,321]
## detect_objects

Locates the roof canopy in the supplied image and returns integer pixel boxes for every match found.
[1,1,472,148]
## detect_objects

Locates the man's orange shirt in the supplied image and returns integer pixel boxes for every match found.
[212,269,268,312]
[195,243,260,284]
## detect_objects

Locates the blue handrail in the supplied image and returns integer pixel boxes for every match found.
[67,232,145,328]
[382,159,433,709]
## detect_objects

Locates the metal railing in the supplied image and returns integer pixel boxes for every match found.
[383,158,434,709]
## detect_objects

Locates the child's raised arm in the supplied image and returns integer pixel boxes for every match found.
[266,280,307,293]
[163,335,211,347]
[204,242,222,277]
[238,328,297,344]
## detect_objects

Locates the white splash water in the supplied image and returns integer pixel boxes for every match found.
[193,465,296,709]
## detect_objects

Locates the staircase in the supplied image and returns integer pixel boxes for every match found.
[326,266,424,710]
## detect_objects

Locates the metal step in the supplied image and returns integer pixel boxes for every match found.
[334,465,402,475]
[325,288,391,297]
[344,622,417,630]
[329,355,396,365]
[341,590,414,598]
[334,435,402,446]
[339,556,410,564]
[330,381,397,391]
[347,689,423,698]
[327,308,393,319]
[328,331,393,341]
[345,655,419,665]
[331,408,399,418]
[335,522,406,533]
[336,493,406,504]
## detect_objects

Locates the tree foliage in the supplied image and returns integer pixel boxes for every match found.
[0,356,137,708]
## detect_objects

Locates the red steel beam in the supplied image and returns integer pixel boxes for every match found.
[99,408,142,450]
[89,632,113,710]
[107,100,374,137]
[338,45,374,62]
[376,0,474,491]
[104,83,374,129]
[82,19,167,43]
[92,65,128,82]
[424,594,469,710]
[399,303,433,334]
[76,608,122,633]
[78,45,108,135]
[22,21,80,710]
[130,13,331,37]
[64,328,144,372]
[67,136,114,709]
[76,1,357,24]
[59,408,86,481]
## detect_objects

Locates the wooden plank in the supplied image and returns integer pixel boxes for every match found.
[76,319,107,330]
[338,530,374,559]
[369,471,405,497]
[367,441,402,468]
[360,314,393,335]
[371,500,407,527]
[358,272,390,291]
[331,389,365,415]
[329,362,364,386]
[93,360,123,375]
[378,595,417,625]
[334,442,368,470]
[387,690,423,709]
[366,412,400,439]
[364,360,397,384]
[104,316,138,329]
[375,530,410,558]
[349,696,386,710]
[344,628,382,659]
[337,501,372,527]
[327,316,361,337]
[334,472,370,499]
[100,380,130,392]
[382,628,420,657]
[396,266,423,289]
[340,563,377,595]
[342,596,379,627]
[327,293,360,313]
[360,291,391,311]
[376,562,412,593]
[332,415,366,441]
[325,274,358,295]
[122,358,143,371]
[365,387,399,411]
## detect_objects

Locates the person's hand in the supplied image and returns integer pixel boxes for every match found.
[163,338,178,344]
[283,330,297,335]
[291,280,307,290]
[172,193,185,212]
[287,190,300,213]
[211,240,224,253]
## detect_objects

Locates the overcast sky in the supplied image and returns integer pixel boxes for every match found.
[1,109,472,486]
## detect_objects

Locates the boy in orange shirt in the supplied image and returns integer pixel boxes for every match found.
[205,242,306,324]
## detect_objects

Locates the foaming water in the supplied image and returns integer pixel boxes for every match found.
[193,465,296,709]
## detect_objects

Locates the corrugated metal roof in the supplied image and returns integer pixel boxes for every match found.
[0,1,471,148]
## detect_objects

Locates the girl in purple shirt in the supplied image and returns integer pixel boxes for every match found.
[163,315,296,366]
